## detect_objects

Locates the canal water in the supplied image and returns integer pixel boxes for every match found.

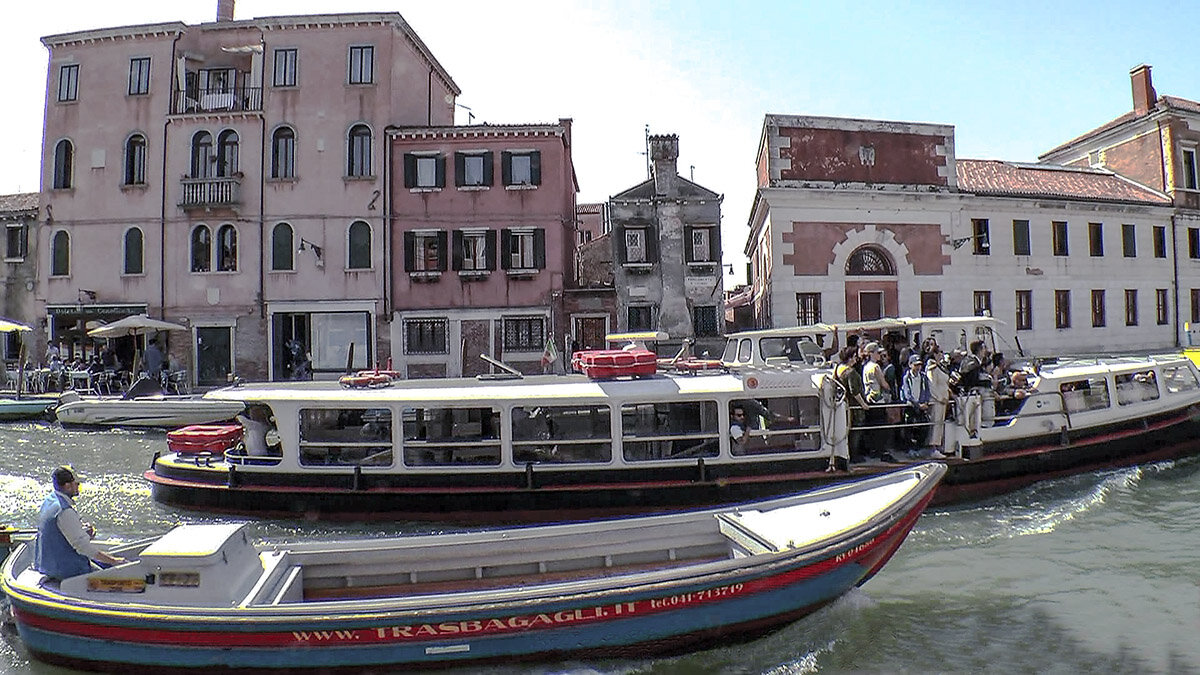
[2,420,1199,673]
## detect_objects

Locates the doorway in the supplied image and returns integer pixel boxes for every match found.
[859,292,884,321]
[195,326,232,386]
[572,316,608,353]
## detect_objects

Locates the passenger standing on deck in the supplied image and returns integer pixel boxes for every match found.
[836,347,870,461]
[926,346,951,452]
[35,466,124,580]
[861,342,890,459]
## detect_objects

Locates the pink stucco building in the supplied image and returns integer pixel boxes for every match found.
[38,3,457,384]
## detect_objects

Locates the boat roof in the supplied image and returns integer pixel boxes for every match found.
[728,316,1004,340]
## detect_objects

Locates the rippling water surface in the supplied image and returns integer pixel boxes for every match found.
[2,422,1199,674]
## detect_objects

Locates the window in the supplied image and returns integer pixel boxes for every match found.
[1088,222,1104,256]
[123,228,143,275]
[727,396,822,456]
[271,223,293,271]
[50,231,70,276]
[1156,288,1169,325]
[348,45,374,84]
[798,293,822,324]
[190,225,211,272]
[622,226,654,264]
[971,218,990,255]
[1015,290,1033,330]
[1116,371,1159,406]
[920,291,941,317]
[973,291,992,317]
[846,245,895,275]
[216,130,239,177]
[503,317,545,351]
[216,224,237,272]
[454,151,492,187]
[403,153,444,188]
[1193,289,1200,324]
[1154,226,1167,258]
[1163,364,1200,393]
[347,125,372,177]
[124,134,147,185]
[628,305,654,332]
[404,231,446,272]
[57,64,78,102]
[299,408,392,468]
[404,319,447,354]
[1190,228,1200,259]
[52,139,73,189]
[402,407,500,467]
[190,131,213,179]
[1092,290,1106,327]
[5,223,27,260]
[347,221,371,269]
[693,306,720,337]
[271,126,295,179]
[1060,376,1111,413]
[685,226,718,263]
[1183,147,1198,190]
[1012,219,1031,256]
[1052,221,1069,256]
[272,48,297,87]
[502,151,541,186]
[621,401,720,462]
[128,57,150,95]
[1125,289,1139,326]
[1055,290,1071,329]
[512,404,612,464]
[502,228,545,270]
[1122,224,1136,257]
[453,230,494,272]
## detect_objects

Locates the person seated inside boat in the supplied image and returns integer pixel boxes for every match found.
[35,466,124,581]
[995,370,1037,416]
[237,404,280,457]
[730,405,753,452]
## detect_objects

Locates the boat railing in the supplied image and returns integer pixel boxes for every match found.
[223,447,283,467]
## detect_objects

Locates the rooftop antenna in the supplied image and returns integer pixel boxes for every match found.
[643,124,651,180]
[690,165,695,181]
[456,102,475,124]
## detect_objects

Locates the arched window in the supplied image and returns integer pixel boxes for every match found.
[123,227,144,275]
[217,224,237,272]
[271,222,294,271]
[217,130,239,177]
[51,231,70,276]
[271,126,295,179]
[190,225,211,272]
[124,134,147,185]
[53,139,73,189]
[190,132,213,179]
[846,245,896,276]
[347,124,371,177]
[347,220,371,269]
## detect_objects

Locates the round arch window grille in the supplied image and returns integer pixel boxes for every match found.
[846,245,896,276]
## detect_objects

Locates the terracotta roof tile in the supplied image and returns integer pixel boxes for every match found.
[0,193,39,214]
[956,160,1170,205]
[1041,95,1200,159]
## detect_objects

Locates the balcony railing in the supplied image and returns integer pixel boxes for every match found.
[179,176,241,208]
[172,87,262,115]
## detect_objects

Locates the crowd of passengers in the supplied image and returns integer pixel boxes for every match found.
[826,330,1037,469]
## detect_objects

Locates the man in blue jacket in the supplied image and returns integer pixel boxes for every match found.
[35,466,124,580]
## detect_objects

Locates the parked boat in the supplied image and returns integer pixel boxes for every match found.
[143,317,1200,520]
[0,396,57,421]
[55,389,244,429]
[3,463,943,671]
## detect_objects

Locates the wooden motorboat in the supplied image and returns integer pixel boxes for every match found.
[55,390,244,429]
[3,464,944,671]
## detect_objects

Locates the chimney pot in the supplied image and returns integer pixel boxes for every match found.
[1130,64,1156,116]
[648,134,680,196]
[216,0,235,22]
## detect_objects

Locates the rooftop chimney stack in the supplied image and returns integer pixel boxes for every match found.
[1131,64,1156,116]
[649,134,680,196]
[216,0,235,22]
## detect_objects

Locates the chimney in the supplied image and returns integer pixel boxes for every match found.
[216,0,235,21]
[649,134,679,196]
[1131,64,1156,116]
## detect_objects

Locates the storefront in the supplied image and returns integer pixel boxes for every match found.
[267,301,375,380]
[45,304,147,364]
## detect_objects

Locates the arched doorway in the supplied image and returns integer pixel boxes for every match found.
[844,245,897,321]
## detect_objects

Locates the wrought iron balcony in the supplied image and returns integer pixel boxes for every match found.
[172,87,262,115]
[179,176,241,208]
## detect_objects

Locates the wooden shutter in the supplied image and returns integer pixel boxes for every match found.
[403,231,415,271]
[614,225,626,264]
[533,229,546,269]
[454,153,466,187]
[436,231,448,271]
[482,151,494,186]
[530,151,541,185]
[500,229,511,269]
[435,155,446,188]
[709,226,721,263]
[403,154,416,189]
[501,151,512,186]
[451,230,463,270]
[485,230,497,270]
[646,227,659,263]
[683,226,695,263]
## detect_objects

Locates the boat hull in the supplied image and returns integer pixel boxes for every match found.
[0,398,56,421]
[5,467,942,671]
[55,398,244,429]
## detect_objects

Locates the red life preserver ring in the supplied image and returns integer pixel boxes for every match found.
[339,373,394,389]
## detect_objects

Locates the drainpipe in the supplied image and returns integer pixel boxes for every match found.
[160,34,181,319]
[383,126,395,322]
[1173,214,1181,348]
[427,69,433,125]
[258,28,266,322]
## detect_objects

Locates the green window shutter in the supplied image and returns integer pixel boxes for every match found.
[403,154,416,189]
[451,230,463,270]
[403,231,415,271]
[530,151,541,185]
[485,230,497,270]
[533,229,546,269]
[436,231,448,271]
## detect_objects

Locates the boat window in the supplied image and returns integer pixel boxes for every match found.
[737,339,752,362]
[729,396,822,456]
[621,400,719,461]
[1059,377,1110,413]
[1162,365,1200,394]
[402,406,501,466]
[511,404,611,464]
[1114,370,1159,406]
[721,338,738,363]
[298,408,392,467]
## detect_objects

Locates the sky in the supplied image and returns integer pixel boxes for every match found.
[4,1,1199,283]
